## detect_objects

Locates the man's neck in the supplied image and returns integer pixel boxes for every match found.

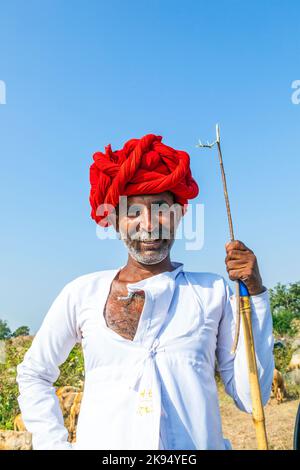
[118,255,175,283]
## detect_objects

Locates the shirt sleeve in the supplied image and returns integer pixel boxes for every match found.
[215,280,275,413]
[16,281,82,450]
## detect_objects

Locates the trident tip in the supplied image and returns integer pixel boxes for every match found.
[216,123,220,143]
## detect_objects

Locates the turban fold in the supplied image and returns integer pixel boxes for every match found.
[89,133,199,226]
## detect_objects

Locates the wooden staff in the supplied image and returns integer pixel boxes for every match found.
[196,124,268,450]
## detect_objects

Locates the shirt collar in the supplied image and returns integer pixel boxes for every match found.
[120,261,184,289]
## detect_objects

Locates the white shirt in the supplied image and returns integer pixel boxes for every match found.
[16,262,274,450]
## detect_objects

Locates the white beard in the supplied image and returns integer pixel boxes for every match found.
[119,228,172,265]
[123,240,170,265]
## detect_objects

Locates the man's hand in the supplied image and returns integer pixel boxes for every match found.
[225,240,266,296]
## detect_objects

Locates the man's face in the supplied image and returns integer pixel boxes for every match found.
[116,191,182,265]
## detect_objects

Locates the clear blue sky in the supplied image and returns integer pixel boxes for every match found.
[0,0,299,334]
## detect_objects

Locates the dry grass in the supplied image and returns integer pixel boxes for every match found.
[217,379,300,450]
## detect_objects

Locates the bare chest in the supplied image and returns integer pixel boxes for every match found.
[103,280,145,341]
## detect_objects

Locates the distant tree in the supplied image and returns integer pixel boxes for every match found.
[269,281,300,315]
[11,326,30,337]
[0,320,11,340]
[269,281,300,336]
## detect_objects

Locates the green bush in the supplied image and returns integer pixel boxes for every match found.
[272,309,298,337]
[54,343,84,388]
[273,344,293,373]
[269,282,300,337]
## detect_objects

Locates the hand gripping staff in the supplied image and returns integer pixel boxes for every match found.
[196,124,268,450]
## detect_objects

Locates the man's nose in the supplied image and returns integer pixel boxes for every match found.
[139,207,156,232]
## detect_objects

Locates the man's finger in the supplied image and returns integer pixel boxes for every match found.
[225,240,250,252]
[227,268,251,281]
[225,249,250,261]
[226,259,249,270]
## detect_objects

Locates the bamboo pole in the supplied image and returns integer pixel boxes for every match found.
[240,294,268,449]
[196,124,268,450]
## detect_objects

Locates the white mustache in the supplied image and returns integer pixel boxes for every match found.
[129,230,161,241]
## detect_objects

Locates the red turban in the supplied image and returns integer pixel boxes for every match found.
[89,133,199,226]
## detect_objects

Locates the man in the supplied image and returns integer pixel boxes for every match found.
[16,133,274,450]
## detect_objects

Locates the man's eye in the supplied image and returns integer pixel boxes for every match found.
[127,206,141,217]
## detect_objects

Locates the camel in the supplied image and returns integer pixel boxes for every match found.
[271,368,286,404]
[69,392,83,443]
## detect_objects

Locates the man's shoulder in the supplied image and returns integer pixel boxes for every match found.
[62,268,119,294]
[183,270,227,289]
[182,271,231,308]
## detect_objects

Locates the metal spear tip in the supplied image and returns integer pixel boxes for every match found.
[196,139,203,148]
[216,123,220,143]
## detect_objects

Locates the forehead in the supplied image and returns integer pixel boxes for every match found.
[127,191,174,205]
